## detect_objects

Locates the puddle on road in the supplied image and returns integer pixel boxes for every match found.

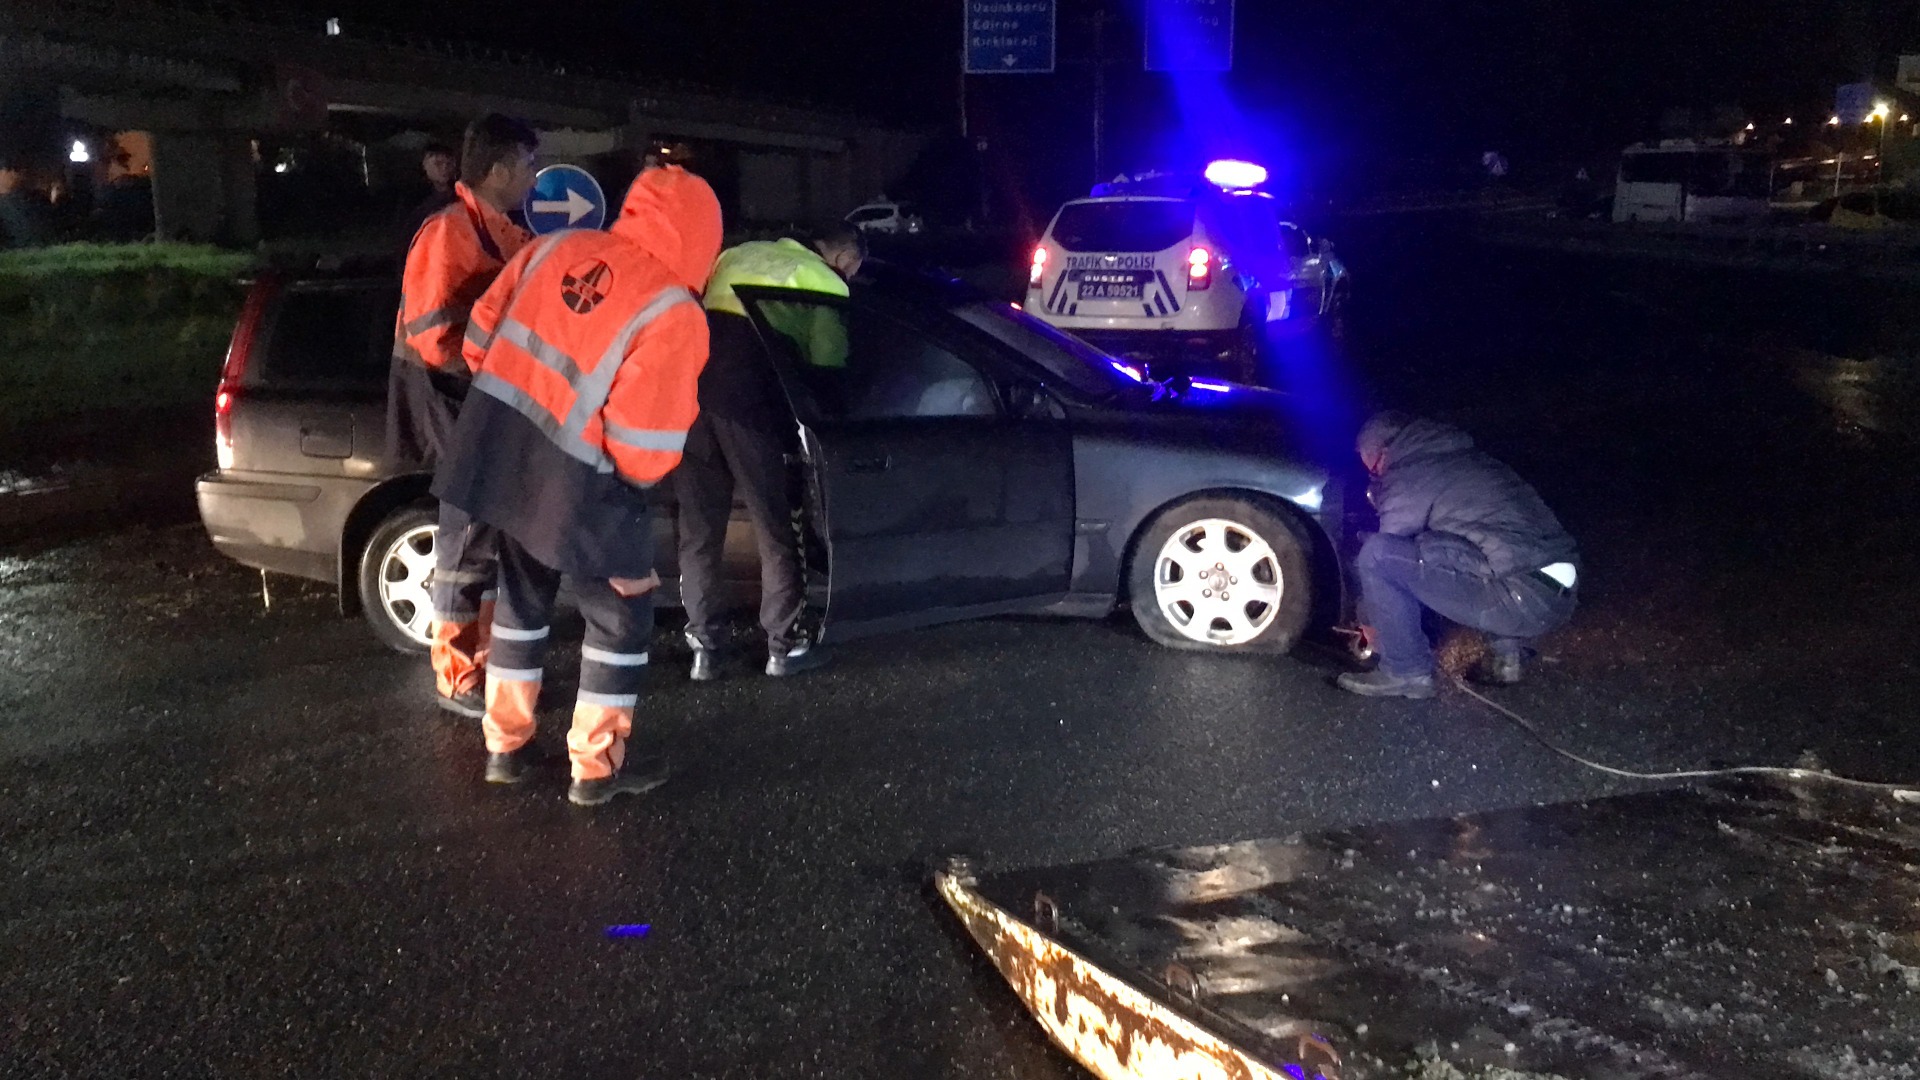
[1790,349,1920,441]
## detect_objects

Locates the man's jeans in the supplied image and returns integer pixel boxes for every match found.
[1355,533,1575,678]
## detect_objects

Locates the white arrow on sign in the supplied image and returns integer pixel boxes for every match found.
[1003,54,1018,67]
[531,187,595,225]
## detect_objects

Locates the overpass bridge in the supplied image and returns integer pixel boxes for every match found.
[0,0,927,243]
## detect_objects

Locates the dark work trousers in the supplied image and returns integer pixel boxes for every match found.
[1355,532,1576,678]
[485,534,655,781]
[430,502,498,624]
[671,412,806,655]
[428,501,499,698]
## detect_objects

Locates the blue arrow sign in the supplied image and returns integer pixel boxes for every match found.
[965,0,1055,75]
[1146,0,1236,73]
[522,164,607,236]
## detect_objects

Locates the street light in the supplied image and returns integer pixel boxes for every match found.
[1829,115,1842,126]
[68,139,90,164]
[1869,104,1894,211]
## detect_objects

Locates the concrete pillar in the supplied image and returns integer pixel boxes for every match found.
[150,131,256,245]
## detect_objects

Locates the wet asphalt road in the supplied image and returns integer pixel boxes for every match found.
[8,223,1920,1078]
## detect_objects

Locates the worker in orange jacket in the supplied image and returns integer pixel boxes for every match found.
[388,114,539,718]
[432,166,723,806]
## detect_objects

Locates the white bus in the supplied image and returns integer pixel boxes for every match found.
[1613,142,1774,225]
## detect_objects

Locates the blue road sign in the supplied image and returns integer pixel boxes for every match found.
[965,0,1055,75]
[523,164,607,236]
[1146,0,1235,73]
[1836,82,1876,124]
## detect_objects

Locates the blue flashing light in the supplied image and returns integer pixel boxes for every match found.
[1204,159,1268,190]
[1188,379,1234,392]
[1110,360,1147,383]
[604,924,652,939]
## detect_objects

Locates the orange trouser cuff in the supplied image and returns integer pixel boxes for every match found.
[432,619,488,698]
[484,676,540,755]
[567,703,633,781]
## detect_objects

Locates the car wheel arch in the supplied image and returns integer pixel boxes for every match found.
[337,474,434,617]
[1117,486,1341,624]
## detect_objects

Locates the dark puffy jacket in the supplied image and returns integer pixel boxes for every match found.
[1362,416,1578,578]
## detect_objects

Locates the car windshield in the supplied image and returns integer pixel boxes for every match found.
[1050,200,1195,252]
[954,301,1148,400]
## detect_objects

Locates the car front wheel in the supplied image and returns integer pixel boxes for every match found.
[1128,497,1313,654]
[357,504,439,654]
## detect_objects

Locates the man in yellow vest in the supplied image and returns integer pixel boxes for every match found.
[674,225,865,682]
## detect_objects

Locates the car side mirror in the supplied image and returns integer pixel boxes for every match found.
[1008,384,1066,420]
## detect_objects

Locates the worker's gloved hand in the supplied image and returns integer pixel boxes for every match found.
[609,571,661,598]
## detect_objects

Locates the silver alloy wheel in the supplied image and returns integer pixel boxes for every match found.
[1152,518,1284,646]
[377,523,438,648]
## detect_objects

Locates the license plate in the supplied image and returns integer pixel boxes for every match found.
[1077,272,1145,300]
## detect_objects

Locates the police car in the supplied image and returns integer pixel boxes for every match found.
[1026,161,1348,382]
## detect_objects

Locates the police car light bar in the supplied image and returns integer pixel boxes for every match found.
[1204,160,1268,190]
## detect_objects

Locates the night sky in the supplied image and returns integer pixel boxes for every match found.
[262,0,1920,187]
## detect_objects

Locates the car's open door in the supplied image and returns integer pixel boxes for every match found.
[732,285,1075,643]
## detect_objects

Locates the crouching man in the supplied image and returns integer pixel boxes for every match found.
[1338,412,1580,699]
[432,167,724,804]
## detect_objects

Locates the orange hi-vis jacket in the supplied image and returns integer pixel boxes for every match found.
[396,180,531,376]
[431,167,725,577]
[387,181,531,466]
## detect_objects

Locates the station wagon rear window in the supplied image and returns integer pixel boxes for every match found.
[1050,200,1194,253]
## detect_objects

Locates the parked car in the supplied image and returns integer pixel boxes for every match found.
[198,267,1348,657]
[845,201,925,236]
[1026,166,1349,383]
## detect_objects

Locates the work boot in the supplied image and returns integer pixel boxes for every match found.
[438,686,485,719]
[568,759,670,806]
[1470,649,1526,687]
[1335,670,1437,700]
[765,643,828,678]
[485,745,542,785]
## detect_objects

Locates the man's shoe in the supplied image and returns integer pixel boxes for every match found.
[438,687,485,719]
[765,644,828,678]
[689,648,719,682]
[567,759,670,806]
[486,746,540,785]
[1470,650,1525,687]
[1336,670,1438,699]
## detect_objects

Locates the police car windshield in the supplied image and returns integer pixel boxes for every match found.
[1051,200,1196,253]
[955,301,1146,401]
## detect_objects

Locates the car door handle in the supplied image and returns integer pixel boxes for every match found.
[845,455,891,474]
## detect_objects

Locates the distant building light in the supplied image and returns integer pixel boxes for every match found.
[273,162,290,174]
[1828,115,1842,126]
[325,17,341,36]
[1783,117,1794,125]
[1203,159,1268,190]
[1744,122,1755,130]
[68,139,90,164]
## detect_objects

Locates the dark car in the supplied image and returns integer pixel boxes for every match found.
[197,269,1346,656]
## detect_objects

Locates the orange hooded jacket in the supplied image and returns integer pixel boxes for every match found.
[431,167,724,577]
[386,181,532,465]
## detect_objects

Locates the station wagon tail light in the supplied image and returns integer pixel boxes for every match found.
[1029,246,1048,288]
[216,275,279,472]
[215,389,236,470]
[1187,246,1213,290]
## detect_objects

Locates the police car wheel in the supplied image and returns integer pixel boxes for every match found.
[1128,496,1312,654]
[357,505,439,655]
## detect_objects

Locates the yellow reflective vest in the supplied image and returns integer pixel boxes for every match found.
[704,238,849,368]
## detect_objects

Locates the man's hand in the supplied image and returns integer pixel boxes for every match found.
[609,571,661,598]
